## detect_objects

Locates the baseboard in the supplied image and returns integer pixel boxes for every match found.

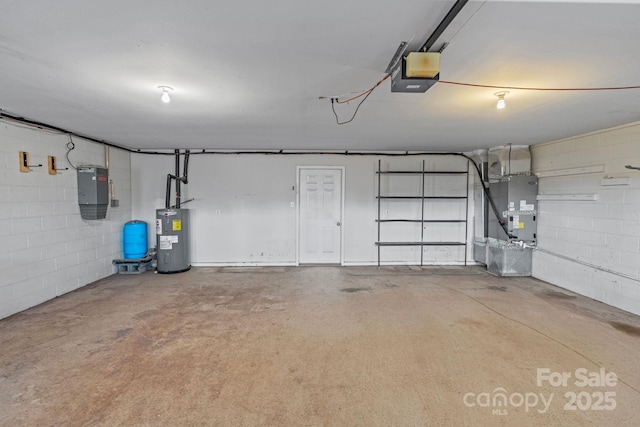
[190,262,298,267]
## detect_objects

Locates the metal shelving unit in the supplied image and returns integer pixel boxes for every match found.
[375,159,469,267]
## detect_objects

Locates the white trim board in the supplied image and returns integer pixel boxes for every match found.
[535,165,605,178]
[536,194,597,201]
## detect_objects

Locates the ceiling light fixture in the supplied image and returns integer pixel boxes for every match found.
[495,91,508,109]
[158,86,173,103]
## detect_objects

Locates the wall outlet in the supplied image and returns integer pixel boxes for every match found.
[216,209,221,215]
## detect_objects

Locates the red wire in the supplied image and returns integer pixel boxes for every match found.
[438,80,640,91]
[336,74,391,104]
[330,77,640,106]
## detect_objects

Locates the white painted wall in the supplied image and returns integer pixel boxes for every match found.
[132,153,474,266]
[531,121,640,315]
[0,123,132,320]
[3,112,638,319]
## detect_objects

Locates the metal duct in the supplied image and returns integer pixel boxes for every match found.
[488,145,532,181]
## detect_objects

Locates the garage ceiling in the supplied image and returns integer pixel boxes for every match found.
[1,0,640,152]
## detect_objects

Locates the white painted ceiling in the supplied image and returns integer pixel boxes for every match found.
[1,0,640,152]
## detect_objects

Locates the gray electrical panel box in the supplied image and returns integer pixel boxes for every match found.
[77,166,109,220]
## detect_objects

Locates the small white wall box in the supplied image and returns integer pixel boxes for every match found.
[77,166,109,220]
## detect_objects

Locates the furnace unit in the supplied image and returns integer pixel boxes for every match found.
[484,146,538,277]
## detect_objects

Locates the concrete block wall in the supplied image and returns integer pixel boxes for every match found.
[132,153,474,266]
[531,121,640,315]
[0,122,132,319]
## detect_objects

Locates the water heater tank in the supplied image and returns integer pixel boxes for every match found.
[156,208,190,273]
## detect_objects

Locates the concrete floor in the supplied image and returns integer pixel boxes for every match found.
[1,266,639,426]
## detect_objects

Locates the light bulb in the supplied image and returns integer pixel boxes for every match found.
[494,91,508,110]
[158,86,173,104]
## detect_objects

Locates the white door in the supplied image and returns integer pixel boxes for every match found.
[299,168,343,264]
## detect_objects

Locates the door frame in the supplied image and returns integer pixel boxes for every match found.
[296,166,346,266]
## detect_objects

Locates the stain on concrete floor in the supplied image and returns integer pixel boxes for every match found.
[610,321,640,337]
[340,287,373,293]
[543,290,578,300]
